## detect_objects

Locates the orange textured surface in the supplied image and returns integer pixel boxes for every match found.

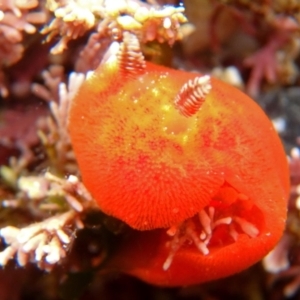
[69,60,288,228]
[69,57,289,285]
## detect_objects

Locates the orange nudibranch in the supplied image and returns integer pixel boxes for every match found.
[68,33,289,285]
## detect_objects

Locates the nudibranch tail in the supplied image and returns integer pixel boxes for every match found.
[117,31,146,77]
[174,75,211,117]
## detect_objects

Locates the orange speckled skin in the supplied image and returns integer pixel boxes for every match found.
[69,58,289,285]
[69,60,288,228]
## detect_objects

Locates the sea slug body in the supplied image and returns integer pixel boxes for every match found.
[68,32,289,285]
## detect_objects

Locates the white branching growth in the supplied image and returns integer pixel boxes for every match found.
[49,72,85,148]
[0,0,48,97]
[42,0,187,54]
[0,69,91,271]
[31,65,65,103]
[42,0,98,54]
[42,172,94,212]
[4,172,93,212]
[33,69,85,174]
[0,173,94,271]
[0,211,79,271]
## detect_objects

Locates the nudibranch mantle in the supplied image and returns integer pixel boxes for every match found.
[68,33,289,284]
